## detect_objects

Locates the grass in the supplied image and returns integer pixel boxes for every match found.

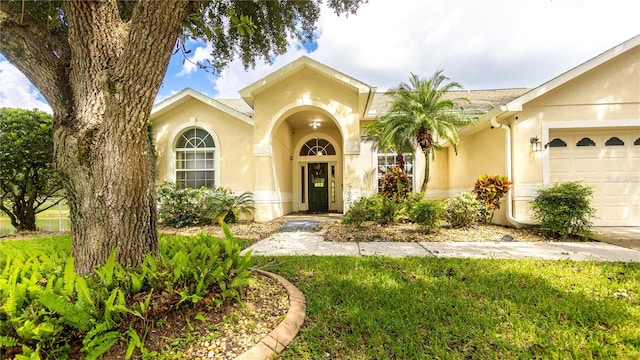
[0,200,70,235]
[3,234,639,359]
[252,256,640,359]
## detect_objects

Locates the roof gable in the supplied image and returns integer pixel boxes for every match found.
[151,88,254,125]
[503,34,640,111]
[238,56,376,109]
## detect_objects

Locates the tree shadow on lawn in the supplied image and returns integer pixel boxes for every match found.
[256,256,639,359]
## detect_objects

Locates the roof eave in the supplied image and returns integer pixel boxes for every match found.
[151,88,254,126]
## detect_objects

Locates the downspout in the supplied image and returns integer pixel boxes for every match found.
[490,116,533,228]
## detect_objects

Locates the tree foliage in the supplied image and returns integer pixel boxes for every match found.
[0,0,365,273]
[0,108,65,231]
[366,71,479,192]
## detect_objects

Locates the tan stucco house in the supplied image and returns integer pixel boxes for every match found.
[150,35,640,226]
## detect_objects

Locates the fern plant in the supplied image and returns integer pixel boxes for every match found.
[1,232,254,359]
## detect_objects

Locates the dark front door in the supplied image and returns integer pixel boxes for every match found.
[308,162,328,212]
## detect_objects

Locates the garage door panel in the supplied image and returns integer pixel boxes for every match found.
[548,127,640,226]
[596,182,640,196]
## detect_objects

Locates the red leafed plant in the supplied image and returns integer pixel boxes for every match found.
[472,174,512,223]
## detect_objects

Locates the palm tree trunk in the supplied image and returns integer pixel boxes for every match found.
[420,148,430,192]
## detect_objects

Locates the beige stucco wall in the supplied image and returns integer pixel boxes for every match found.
[428,123,507,194]
[502,44,640,224]
[427,45,639,226]
[152,97,254,193]
[249,67,365,220]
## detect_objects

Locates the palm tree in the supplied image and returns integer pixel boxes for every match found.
[366,70,478,192]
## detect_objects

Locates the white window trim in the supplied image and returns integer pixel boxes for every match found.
[373,150,416,193]
[167,121,221,188]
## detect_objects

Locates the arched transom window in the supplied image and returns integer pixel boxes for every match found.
[175,127,215,189]
[300,138,336,156]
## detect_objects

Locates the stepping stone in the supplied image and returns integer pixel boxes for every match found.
[280,220,320,232]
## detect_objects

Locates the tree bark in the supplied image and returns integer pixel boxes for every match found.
[1,0,196,274]
[420,149,430,193]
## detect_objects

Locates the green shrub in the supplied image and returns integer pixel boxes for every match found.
[157,182,255,227]
[342,200,368,228]
[156,181,211,227]
[404,192,425,214]
[409,200,442,233]
[343,195,381,226]
[0,230,252,359]
[444,192,483,228]
[530,181,596,239]
[472,174,512,223]
[377,197,402,225]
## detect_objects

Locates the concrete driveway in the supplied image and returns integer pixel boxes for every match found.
[594,227,640,251]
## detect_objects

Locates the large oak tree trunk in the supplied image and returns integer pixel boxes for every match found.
[1,0,195,274]
[53,1,194,275]
[0,0,197,275]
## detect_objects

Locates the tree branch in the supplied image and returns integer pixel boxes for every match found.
[0,3,72,116]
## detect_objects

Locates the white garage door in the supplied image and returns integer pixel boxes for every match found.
[549,128,640,226]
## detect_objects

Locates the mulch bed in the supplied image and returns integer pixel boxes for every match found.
[322,221,586,243]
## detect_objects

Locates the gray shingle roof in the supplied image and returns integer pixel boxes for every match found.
[216,98,255,117]
[368,88,531,116]
[215,88,531,118]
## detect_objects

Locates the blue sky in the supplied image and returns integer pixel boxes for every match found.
[1,0,639,113]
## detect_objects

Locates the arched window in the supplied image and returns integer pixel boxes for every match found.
[576,137,596,147]
[548,138,567,148]
[299,138,336,156]
[175,127,215,188]
[605,137,624,146]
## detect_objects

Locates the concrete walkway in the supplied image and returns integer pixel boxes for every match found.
[244,218,640,263]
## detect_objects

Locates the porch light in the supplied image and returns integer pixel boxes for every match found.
[310,121,321,129]
[530,136,542,152]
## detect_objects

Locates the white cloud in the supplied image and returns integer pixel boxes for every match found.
[177,42,214,77]
[303,0,640,91]
[206,0,640,94]
[0,60,52,113]
[1,0,639,107]
[153,90,180,105]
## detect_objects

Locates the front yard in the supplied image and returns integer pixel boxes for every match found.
[2,222,638,359]
[253,256,640,359]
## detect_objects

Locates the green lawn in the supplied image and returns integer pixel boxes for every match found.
[3,235,638,359]
[252,256,640,359]
[0,201,70,235]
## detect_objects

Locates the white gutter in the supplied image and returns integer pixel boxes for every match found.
[490,115,534,228]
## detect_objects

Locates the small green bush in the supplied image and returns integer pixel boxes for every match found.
[444,192,483,228]
[377,198,401,225]
[156,181,211,227]
[343,195,381,227]
[530,181,596,239]
[404,192,425,215]
[157,182,255,227]
[409,200,442,233]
